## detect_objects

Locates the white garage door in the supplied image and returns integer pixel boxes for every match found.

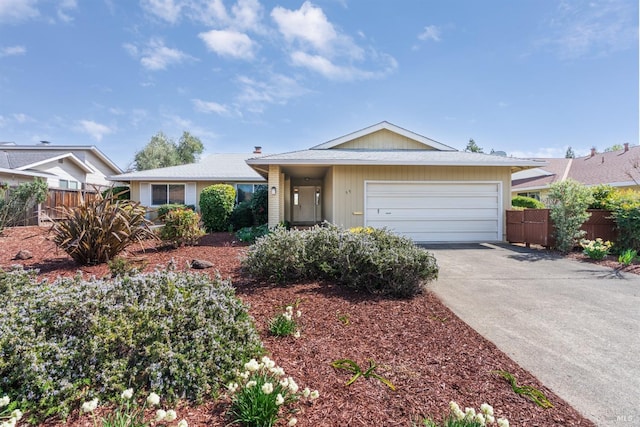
[365,181,502,243]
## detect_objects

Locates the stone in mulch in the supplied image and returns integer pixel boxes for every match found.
[13,250,33,260]
[190,259,214,269]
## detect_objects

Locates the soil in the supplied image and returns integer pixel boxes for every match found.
[0,226,604,427]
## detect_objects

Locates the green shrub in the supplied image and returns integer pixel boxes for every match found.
[101,186,130,201]
[618,248,638,266]
[511,195,544,209]
[236,224,270,243]
[159,208,205,247]
[0,178,48,232]
[0,267,263,421]
[242,224,439,298]
[589,184,615,210]
[51,194,157,265]
[545,179,593,253]
[580,238,613,260]
[157,203,192,220]
[200,184,236,232]
[607,189,640,251]
[249,186,268,225]
[107,256,147,277]
[230,201,255,231]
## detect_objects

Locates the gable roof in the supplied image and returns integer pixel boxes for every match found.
[0,144,122,174]
[512,145,640,191]
[15,152,94,173]
[310,121,457,151]
[110,153,266,182]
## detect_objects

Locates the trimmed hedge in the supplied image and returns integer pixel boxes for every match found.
[200,184,236,232]
[511,195,544,209]
[242,224,439,298]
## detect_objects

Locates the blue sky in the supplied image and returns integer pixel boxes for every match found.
[0,0,638,170]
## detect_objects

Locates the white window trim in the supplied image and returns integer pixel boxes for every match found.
[150,183,187,206]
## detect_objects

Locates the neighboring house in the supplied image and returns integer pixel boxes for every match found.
[512,143,640,201]
[110,149,267,220]
[0,141,122,190]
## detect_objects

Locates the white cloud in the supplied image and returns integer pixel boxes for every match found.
[140,0,183,24]
[198,29,255,60]
[290,50,397,81]
[12,113,32,123]
[235,73,309,113]
[76,120,113,141]
[192,99,230,115]
[418,25,441,42]
[57,0,78,22]
[0,45,26,57]
[0,0,39,23]
[230,0,263,31]
[124,38,195,71]
[539,0,638,59]
[271,1,339,53]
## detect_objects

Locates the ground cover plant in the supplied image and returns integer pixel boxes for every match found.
[0,266,262,422]
[0,227,597,426]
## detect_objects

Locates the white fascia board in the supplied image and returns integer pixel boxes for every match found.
[310,121,457,151]
[247,158,545,168]
[16,153,94,173]
[0,167,52,178]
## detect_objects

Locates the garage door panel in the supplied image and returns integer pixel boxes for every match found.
[365,181,501,242]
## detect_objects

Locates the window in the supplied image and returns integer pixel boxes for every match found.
[151,184,185,205]
[59,179,79,190]
[517,192,541,201]
[236,184,266,203]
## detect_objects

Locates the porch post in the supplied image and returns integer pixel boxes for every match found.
[268,165,283,227]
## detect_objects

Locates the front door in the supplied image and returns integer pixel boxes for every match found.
[293,186,319,224]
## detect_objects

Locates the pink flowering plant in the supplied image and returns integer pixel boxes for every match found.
[227,356,319,427]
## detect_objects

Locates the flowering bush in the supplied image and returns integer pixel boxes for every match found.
[580,238,613,260]
[158,208,205,247]
[421,401,509,427]
[268,305,302,337]
[227,356,319,427]
[0,266,262,421]
[0,396,23,427]
[81,390,187,427]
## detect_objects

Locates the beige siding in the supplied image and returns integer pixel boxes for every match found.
[332,165,511,236]
[335,129,434,150]
[322,167,334,223]
[130,182,141,203]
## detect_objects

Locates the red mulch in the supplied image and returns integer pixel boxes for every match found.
[0,226,600,427]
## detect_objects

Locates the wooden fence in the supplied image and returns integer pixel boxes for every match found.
[506,209,617,247]
[5,188,101,226]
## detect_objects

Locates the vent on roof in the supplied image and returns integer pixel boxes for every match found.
[40,141,52,145]
[253,146,262,154]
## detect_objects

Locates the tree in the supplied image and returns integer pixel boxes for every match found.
[0,178,48,231]
[133,131,204,171]
[465,139,483,153]
[565,147,575,158]
[545,179,592,253]
[604,144,624,152]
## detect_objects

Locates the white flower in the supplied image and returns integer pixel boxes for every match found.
[486,414,495,424]
[275,394,285,406]
[246,380,257,388]
[244,359,260,372]
[240,371,250,379]
[81,398,98,413]
[465,407,476,418]
[287,377,299,393]
[302,387,311,398]
[121,388,134,400]
[155,409,167,421]
[449,401,464,420]
[474,413,486,425]
[283,312,292,321]
[10,409,22,421]
[227,382,239,393]
[261,356,276,369]
[0,396,9,407]
[497,418,509,427]
[262,382,274,395]
[309,390,320,400]
[146,392,161,406]
[288,417,298,426]
[271,367,285,377]
[165,409,178,422]
[286,306,293,313]
[480,403,494,416]
[293,331,301,338]
[296,310,302,318]
[177,420,188,427]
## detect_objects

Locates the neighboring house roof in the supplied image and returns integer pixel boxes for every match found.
[512,144,640,192]
[110,153,266,182]
[0,144,122,174]
[0,167,53,179]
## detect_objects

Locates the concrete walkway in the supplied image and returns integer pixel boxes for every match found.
[424,243,640,427]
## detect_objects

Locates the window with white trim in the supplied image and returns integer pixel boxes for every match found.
[59,179,79,190]
[151,184,185,205]
[236,184,266,203]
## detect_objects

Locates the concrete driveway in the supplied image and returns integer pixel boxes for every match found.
[424,243,640,427]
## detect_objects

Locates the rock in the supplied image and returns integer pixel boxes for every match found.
[13,250,33,260]
[191,259,214,269]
